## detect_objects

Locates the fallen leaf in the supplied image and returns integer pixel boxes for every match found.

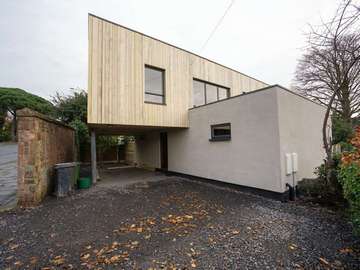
[339,247,353,254]
[10,244,19,250]
[147,219,156,225]
[319,257,329,265]
[81,253,91,261]
[51,255,65,266]
[112,241,119,247]
[14,261,23,266]
[30,256,38,264]
[110,255,122,263]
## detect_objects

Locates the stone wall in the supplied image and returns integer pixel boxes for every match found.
[17,108,75,207]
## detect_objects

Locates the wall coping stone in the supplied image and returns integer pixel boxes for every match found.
[17,108,74,130]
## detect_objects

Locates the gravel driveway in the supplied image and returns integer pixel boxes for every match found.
[0,172,359,269]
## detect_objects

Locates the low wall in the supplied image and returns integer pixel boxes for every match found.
[17,108,75,207]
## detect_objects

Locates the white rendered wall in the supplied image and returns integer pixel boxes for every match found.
[167,87,283,192]
[135,131,160,169]
[276,87,326,188]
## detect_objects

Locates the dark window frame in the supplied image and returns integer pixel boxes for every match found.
[209,123,231,142]
[192,78,230,107]
[144,64,166,105]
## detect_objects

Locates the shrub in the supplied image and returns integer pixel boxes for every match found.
[339,126,360,233]
[69,119,90,161]
[297,178,327,197]
[314,153,342,191]
[332,114,354,145]
[0,121,12,142]
[339,163,360,233]
[0,128,11,142]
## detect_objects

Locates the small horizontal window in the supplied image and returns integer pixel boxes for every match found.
[145,65,165,104]
[210,123,231,141]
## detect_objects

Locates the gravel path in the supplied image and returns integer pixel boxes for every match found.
[0,176,359,269]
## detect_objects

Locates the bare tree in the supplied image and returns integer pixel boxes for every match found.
[294,0,360,186]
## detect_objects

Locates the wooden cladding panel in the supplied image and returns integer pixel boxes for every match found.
[88,15,267,127]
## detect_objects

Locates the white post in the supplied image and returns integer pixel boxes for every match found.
[91,131,97,184]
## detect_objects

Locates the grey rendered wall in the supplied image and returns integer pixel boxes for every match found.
[135,131,160,169]
[168,88,283,193]
[276,87,326,188]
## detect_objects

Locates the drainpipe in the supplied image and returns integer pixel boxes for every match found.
[286,183,295,201]
[291,153,298,200]
[285,152,298,201]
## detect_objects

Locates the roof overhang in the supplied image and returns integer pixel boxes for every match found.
[88,123,187,136]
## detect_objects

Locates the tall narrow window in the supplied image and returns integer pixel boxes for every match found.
[206,84,218,104]
[218,87,229,100]
[192,79,230,107]
[193,80,205,107]
[145,65,165,104]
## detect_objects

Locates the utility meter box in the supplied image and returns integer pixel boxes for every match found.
[292,153,298,172]
[285,154,292,175]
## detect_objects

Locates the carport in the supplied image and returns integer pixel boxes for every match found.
[88,124,182,185]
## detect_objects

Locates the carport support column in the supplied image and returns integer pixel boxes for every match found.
[91,131,97,184]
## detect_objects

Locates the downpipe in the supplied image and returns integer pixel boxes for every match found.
[286,183,296,201]
[286,170,298,201]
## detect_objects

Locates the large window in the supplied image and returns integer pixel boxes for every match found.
[192,79,230,107]
[144,65,165,104]
[210,123,231,141]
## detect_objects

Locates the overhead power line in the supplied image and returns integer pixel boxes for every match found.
[199,0,235,53]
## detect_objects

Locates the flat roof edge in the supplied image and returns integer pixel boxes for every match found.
[88,13,268,86]
[189,84,325,110]
[274,84,326,109]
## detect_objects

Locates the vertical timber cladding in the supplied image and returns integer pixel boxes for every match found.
[88,15,268,128]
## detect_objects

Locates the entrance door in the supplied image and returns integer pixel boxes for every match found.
[160,132,168,170]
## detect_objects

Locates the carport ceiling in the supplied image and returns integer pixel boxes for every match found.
[88,123,186,136]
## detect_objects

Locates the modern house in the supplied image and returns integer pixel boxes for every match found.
[87,14,326,200]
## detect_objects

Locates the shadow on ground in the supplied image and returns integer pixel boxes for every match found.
[0,168,359,269]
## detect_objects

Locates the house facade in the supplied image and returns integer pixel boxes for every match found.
[88,14,326,199]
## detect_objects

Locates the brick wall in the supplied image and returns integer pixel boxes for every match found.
[17,108,75,207]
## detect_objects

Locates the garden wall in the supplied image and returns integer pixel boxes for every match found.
[17,108,75,207]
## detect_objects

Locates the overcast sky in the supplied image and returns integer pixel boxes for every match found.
[0,0,343,99]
